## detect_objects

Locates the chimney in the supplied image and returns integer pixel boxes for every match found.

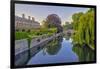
[28,16,31,20]
[32,17,34,21]
[22,14,25,18]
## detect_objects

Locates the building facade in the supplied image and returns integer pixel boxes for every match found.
[15,14,40,31]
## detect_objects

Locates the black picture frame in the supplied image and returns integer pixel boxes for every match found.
[10,0,97,68]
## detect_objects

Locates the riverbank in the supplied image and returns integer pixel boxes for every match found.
[15,33,63,55]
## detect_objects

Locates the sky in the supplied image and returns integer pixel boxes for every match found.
[15,4,89,25]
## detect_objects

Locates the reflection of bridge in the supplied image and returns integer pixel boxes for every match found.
[15,33,63,66]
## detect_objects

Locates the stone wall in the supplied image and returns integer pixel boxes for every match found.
[15,33,63,55]
[15,39,28,55]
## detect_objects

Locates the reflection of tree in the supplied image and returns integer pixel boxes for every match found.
[72,44,95,62]
[46,36,63,55]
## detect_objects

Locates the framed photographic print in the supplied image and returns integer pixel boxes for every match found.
[10,0,96,68]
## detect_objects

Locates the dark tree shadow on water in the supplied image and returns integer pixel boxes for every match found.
[72,44,95,62]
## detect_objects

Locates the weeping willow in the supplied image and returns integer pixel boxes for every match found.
[72,8,95,49]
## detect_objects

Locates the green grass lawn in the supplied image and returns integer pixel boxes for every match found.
[15,28,57,40]
[15,32,28,40]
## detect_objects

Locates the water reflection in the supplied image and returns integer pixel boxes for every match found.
[63,33,71,40]
[72,44,95,62]
[45,36,63,55]
[15,34,95,66]
[27,36,78,65]
[15,50,29,66]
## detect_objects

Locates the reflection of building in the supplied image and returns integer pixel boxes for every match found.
[15,14,40,31]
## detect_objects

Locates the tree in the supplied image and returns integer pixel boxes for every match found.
[63,22,73,30]
[46,14,63,33]
[41,20,49,28]
[72,8,95,49]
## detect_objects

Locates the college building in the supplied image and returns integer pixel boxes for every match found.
[15,14,40,31]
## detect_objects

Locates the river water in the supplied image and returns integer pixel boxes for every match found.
[27,37,78,65]
[15,35,95,66]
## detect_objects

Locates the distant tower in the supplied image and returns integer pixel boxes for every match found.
[28,16,31,20]
[22,14,25,19]
[32,17,35,21]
